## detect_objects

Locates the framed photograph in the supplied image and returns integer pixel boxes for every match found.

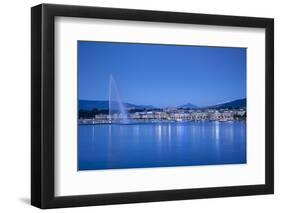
[31,4,274,209]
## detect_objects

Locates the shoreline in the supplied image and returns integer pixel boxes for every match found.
[78,119,246,125]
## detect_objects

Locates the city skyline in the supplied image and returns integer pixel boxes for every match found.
[78,41,246,108]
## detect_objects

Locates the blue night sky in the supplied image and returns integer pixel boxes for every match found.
[78,41,246,108]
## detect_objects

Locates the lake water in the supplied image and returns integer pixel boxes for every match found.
[78,121,246,170]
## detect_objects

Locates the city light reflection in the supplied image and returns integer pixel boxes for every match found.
[156,124,162,143]
[215,121,220,143]
[168,124,171,143]
[91,126,95,142]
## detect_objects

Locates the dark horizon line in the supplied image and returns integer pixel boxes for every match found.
[78,97,247,108]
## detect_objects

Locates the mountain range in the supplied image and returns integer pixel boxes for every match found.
[79,98,246,111]
[207,98,246,109]
[79,100,154,111]
[177,103,198,109]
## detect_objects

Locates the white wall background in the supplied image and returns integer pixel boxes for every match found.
[0,0,279,212]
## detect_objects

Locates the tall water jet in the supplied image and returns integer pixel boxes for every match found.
[108,74,129,124]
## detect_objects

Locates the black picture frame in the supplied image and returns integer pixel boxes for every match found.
[31,3,274,209]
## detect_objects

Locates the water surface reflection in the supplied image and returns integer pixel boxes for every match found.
[78,121,246,170]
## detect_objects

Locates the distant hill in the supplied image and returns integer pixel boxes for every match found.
[178,103,198,109]
[79,98,246,111]
[79,100,154,111]
[208,98,246,109]
[79,100,108,110]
